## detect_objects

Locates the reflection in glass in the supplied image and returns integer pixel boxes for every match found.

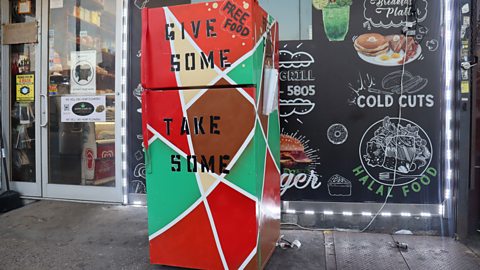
[48,0,116,186]
[190,0,313,40]
[10,0,37,182]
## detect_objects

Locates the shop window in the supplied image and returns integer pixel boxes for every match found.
[190,0,312,40]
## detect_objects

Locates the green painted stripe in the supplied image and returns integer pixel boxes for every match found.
[224,140,257,198]
[146,139,201,236]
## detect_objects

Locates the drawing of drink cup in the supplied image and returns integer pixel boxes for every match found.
[318,0,352,42]
[133,83,144,103]
[382,135,417,174]
[133,84,144,113]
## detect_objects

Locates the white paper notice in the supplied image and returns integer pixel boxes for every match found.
[263,68,279,115]
[50,0,63,9]
[70,51,96,94]
[61,96,106,122]
[18,1,32,14]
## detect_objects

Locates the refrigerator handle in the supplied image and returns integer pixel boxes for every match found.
[40,94,48,127]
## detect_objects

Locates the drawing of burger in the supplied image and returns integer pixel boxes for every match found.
[280,134,312,170]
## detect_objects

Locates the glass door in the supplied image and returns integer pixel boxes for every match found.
[41,0,123,202]
[2,0,42,197]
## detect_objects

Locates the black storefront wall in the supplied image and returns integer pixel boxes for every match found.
[127,1,445,207]
[280,1,444,205]
[456,0,477,238]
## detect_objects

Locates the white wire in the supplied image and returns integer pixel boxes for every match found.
[360,11,410,233]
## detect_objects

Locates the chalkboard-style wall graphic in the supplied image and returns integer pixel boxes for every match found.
[127,0,444,205]
[363,0,428,29]
[327,123,349,145]
[134,0,150,9]
[425,39,439,51]
[359,117,433,186]
[279,49,315,69]
[313,0,353,41]
[328,174,352,197]
[280,130,321,197]
[347,70,433,109]
[280,131,320,172]
[353,33,422,66]
[279,0,443,204]
[280,98,315,117]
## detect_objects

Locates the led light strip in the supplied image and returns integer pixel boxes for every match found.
[282,209,437,217]
[121,0,129,204]
[442,0,455,216]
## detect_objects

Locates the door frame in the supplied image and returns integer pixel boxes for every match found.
[39,0,125,203]
[1,0,43,197]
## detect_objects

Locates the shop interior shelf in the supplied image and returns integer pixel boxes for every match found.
[68,36,98,51]
[75,0,104,12]
[68,14,115,39]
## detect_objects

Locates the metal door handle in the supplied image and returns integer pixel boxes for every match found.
[40,94,48,127]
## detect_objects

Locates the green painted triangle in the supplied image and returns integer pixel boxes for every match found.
[268,15,275,24]
[253,39,266,101]
[146,139,201,236]
[267,109,280,169]
[255,120,267,200]
[227,38,265,97]
[224,140,257,198]
[227,58,250,86]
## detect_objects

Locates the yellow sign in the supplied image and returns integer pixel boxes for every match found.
[16,74,35,102]
[461,81,470,94]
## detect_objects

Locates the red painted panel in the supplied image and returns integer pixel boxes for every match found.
[244,87,256,102]
[142,90,190,155]
[141,8,177,89]
[259,150,280,267]
[149,202,224,269]
[207,182,257,269]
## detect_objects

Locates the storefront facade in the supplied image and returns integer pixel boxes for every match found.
[1,0,127,202]
[1,0,480,237]
[125,0,477,235]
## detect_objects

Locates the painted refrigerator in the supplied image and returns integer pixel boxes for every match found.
[141,0,280,269]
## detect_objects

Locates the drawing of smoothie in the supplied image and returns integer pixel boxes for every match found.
[313,0,352,41]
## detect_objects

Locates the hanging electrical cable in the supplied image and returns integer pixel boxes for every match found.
[360,2,416,232]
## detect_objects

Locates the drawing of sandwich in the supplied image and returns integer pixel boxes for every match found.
[279,50,314,69]
[328,174,352,196]
[280,98,315,117]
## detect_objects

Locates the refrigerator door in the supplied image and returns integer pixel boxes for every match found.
[142,87,280,269]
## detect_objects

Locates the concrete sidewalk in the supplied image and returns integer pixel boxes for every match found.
[1,201,480,270]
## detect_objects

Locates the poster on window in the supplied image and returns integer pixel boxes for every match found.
[61,96,106,122]
[16,74,35,102]
[70,50,96,95]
